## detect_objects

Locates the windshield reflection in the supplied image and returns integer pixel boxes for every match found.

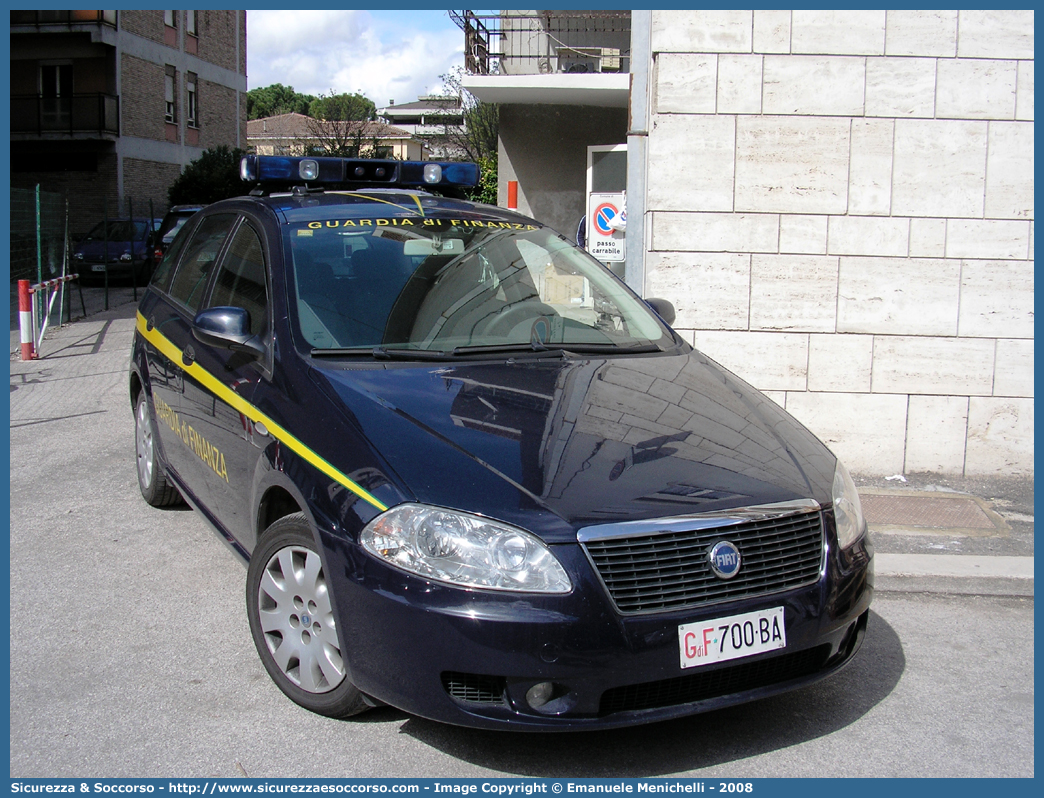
[287,220,669,354]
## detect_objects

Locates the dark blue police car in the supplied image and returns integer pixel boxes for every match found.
[130,155,873,730]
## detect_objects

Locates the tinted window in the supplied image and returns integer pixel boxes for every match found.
[208,223,268,337]
[151,219,193,291]
[168,214,237,313]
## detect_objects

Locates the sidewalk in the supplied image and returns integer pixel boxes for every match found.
[855,473,1034,596]
[9,279,143,358]
[10,300,1034,597]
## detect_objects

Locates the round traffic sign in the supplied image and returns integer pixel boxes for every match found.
[593,203,619,236]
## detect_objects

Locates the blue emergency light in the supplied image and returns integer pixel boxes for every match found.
[240,155,479,189]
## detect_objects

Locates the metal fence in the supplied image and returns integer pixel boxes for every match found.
[452,11,632,76]
[11,186,68,283]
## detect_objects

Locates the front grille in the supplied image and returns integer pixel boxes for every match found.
[599,645,830,715]
[582,507,824,614]
[441,672,506,704]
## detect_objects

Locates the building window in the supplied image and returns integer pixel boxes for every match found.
[40,62,73,129]
[186,74,198,127]
[163,10,176,28]
[186,10,197,36]
[164,66,177,123]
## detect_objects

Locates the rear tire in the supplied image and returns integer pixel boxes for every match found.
[247,513,369,718]
[135,391,182,507]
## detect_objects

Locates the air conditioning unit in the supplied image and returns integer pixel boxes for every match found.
[600,47,622,72]
[555,47,622,74]
[556,54,599,74]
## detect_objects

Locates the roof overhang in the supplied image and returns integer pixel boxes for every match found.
[462,73,630,108]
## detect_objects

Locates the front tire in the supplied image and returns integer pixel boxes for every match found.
[135,391,182,507]
[246,514,368,718]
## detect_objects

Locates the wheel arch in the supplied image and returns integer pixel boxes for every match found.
[256,484,305,543]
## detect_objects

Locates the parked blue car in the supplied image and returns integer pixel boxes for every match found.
[129,156,873,730]
[73,217,160,282]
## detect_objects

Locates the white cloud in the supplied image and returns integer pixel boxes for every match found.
[247,10,464,108]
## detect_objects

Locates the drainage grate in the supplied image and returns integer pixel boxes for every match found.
[861,494,997,529]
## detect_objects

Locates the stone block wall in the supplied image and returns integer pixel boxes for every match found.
[645,10,1034,476]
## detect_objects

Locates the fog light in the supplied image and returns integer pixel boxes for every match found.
[526,682,554,709]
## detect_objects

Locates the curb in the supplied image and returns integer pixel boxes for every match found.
[875,553,1034,597]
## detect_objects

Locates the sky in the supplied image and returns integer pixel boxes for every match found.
[246,9,468,110]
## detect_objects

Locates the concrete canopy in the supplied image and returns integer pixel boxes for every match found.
[462,73,630,108]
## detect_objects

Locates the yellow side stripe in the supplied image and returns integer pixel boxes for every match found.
[136,312,388,513]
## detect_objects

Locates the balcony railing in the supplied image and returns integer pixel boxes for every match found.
[11,94,120,137]
[452,10,631,76]
[10,10,117,27]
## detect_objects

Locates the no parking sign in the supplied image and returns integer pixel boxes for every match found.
[587,192,625,262]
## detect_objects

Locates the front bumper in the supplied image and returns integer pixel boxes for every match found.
[323,528,873,731]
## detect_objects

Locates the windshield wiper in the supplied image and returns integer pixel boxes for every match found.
[450,342,665,358]
[311,341,667,361]
[450,343,566,358]
[310,346,454,361]
[556,342,664,354]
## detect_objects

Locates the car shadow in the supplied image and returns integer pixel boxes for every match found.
[390,609,903,775]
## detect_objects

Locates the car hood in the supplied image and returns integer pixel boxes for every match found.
[313,350,836,542]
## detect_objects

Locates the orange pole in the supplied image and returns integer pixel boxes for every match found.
[507,180,518,210]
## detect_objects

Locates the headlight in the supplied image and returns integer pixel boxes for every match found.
[832,459,866,549]
[120,253,132,262]
[73,252,83,260]
[360,503,572,593]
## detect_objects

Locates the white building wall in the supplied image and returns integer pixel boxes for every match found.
[644,9,1033,476]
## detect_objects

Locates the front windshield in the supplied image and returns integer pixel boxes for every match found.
[84,220,148,242]
[284,217,671,354]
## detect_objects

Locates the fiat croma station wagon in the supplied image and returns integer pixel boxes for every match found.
[130,155,873,730]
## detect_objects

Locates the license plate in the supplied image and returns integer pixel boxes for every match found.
[679,606,786,669]
[91,264,107,272]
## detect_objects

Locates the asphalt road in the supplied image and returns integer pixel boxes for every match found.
[8,302,1034,778]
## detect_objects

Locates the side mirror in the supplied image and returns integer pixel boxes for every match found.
[644,297,676,326]
[192,306,265,359]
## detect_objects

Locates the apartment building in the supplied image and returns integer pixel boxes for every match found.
[10,9,247,233]
[247,113,429,161]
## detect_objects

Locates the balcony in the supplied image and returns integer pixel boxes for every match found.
[10,10,117,27]
[453,11,631,76]
[11,94,120,139]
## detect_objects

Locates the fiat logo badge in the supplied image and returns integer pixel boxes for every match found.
[708,540,742,580]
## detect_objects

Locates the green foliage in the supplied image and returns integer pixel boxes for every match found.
[308,92,376,122]
[468,155,498,205]
[246,83,315,119]
[167,146,248,205]
[304,91,383,158]
[419,68,499,164]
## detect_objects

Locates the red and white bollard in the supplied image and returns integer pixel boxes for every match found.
[18,279,35,361]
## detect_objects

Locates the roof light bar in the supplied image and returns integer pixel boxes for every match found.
[239,155,479,189]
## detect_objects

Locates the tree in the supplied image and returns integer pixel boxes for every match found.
[167,145,248,205]
[410,68,499,202]
[246,83,315,120]
[304,91,385,157]
[417,68,499,164]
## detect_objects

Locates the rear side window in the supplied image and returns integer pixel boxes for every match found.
[150,220,192,292]
[168,214,237,313]
[208,223,268,337]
